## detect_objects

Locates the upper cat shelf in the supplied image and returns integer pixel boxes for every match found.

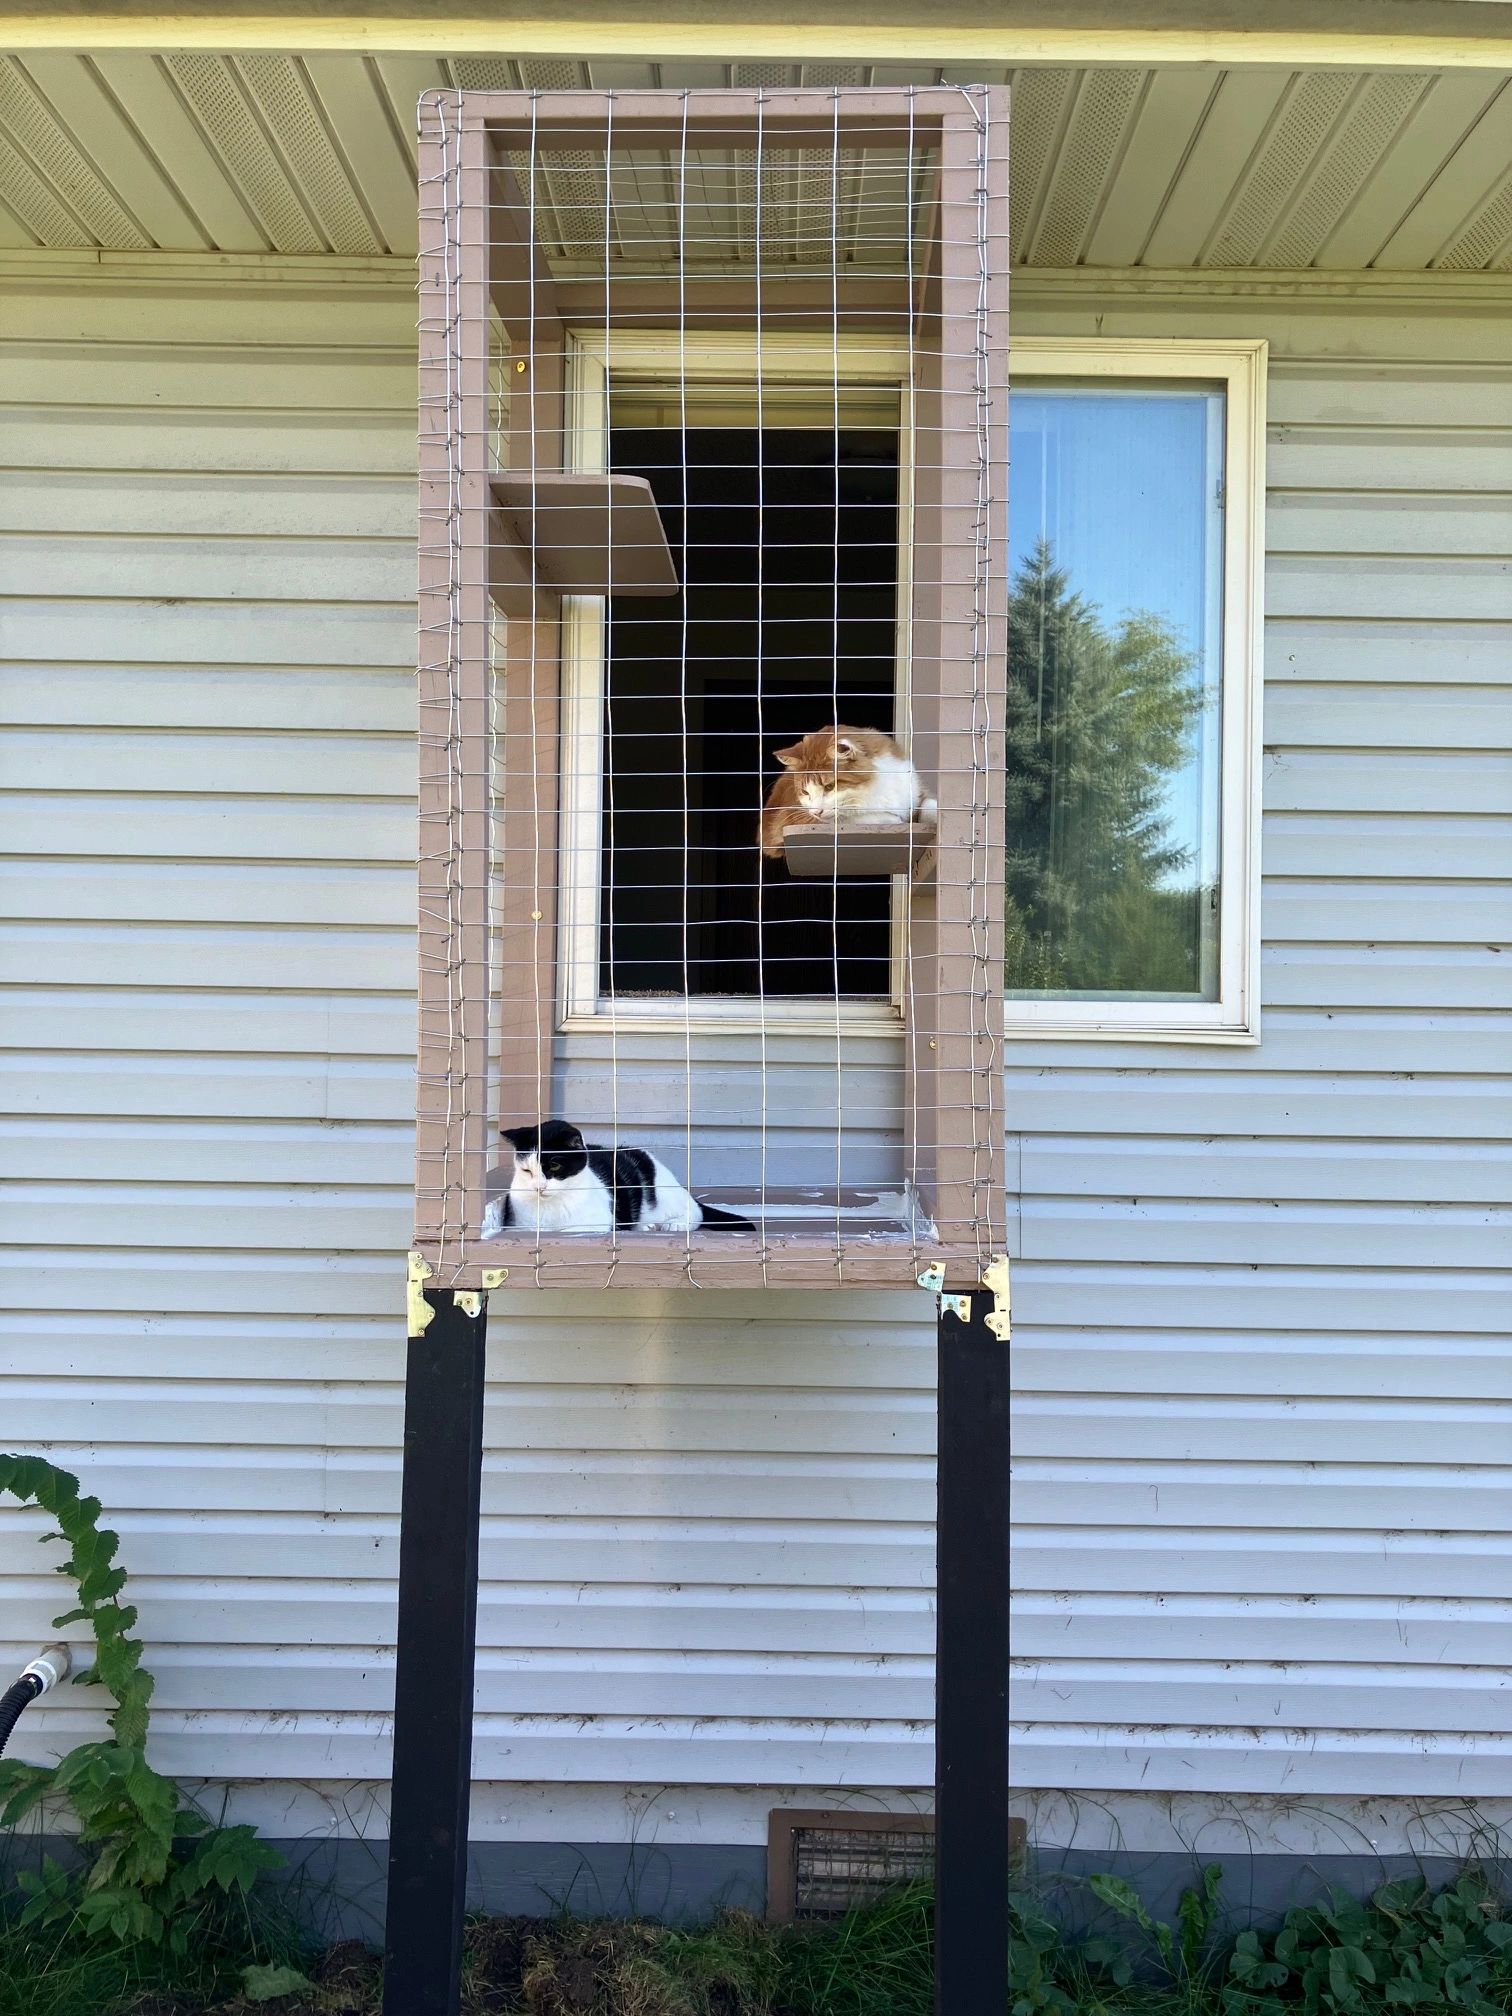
[489,472,678,609]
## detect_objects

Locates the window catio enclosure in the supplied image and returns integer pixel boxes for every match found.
[413,86,1008,1289]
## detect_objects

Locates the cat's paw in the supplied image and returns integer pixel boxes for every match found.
[918,797,939,826]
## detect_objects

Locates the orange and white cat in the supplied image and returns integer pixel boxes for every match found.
[759,725,937,858]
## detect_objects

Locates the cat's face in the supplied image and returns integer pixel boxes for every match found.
[504,1121,588,1195]
[773,726,887,813]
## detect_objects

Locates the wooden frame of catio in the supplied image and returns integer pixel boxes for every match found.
[412,84,1009,1291]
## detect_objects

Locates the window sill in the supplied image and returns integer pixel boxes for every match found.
[1003,1014,1259,1045]
[560,998,905,1038]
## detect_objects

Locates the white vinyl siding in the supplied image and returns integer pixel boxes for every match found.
[1008,279,1512,1796]
[0,267,934,1791]
[1,262,1509,1816]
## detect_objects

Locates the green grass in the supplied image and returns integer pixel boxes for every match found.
[776,1882,934,2015]
[0,1883,309,2016]
[14,1864,1512,2016]
[0,1882,936,2016]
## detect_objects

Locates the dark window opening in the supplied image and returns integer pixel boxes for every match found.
[600,421,901,1000]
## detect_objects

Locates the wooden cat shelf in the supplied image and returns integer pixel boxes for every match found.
[782,821,938,881]
[489,472,679,607]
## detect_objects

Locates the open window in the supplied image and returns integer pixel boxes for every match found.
[559,334,913,1026]
[412,85,1009,1290]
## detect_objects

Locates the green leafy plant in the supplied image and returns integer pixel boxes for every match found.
[1222,1871,1512,2016]
[1010,1887,1080,2015]
[242,1959,317,2002]
[0,1453,279,1950]
[1089,1862,1223,1982]
[1011,1864,1512,2016]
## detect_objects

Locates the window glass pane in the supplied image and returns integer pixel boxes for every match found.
[1006,383,1224,1001]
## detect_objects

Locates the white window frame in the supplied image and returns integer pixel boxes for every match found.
[557,327,914,1036]
[1004,338,1266,1045]
[555,331,1264,1043]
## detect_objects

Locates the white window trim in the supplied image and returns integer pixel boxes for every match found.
[554,330,1264,1043]
[557,327,915,1037]
[1004,337,1266,1045]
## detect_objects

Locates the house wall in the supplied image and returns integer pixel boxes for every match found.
[2,257,1510,1874]
[1011,272,1512,1809]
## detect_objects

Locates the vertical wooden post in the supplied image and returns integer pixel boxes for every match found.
[935,1288,1010,2016]
[414,97,495,1273]
[382,1291,488,2016]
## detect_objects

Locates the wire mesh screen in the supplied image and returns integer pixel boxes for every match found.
[415,86,1008,1290]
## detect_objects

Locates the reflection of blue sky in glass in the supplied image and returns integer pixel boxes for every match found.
[1009,386,1223,902]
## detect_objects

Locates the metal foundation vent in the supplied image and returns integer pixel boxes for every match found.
[766,1809,934,1921]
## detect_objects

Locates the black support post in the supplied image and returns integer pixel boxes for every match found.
[935,1287,1011,2016]
[383,1290,488,2016]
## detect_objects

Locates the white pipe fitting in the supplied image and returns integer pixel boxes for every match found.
[20,1644,71,1695]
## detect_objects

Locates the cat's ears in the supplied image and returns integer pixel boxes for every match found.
[774,731,858,768]
[504,1122,583,1150]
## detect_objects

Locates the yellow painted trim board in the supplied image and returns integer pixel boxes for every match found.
[3,16,1512,66]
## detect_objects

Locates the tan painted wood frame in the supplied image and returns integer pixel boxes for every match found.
[414,84,1008,1291]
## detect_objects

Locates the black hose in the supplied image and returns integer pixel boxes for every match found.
[0,1649,69,1759]
[0,1675,43,1759]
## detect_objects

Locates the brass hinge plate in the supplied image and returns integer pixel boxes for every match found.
[407,1251,435,1335]
[918,1255,1011,1338]
[982,1253,1011,1340]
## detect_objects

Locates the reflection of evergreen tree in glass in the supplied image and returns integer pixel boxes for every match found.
[1005,540,1207,995]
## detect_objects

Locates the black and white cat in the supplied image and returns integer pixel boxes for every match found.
[484,1120,754,1236]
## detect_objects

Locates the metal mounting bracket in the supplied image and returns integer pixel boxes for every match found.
[406,1251,435,1336]
[919,1256,1011,1335]
[917,1263,972,1323]
[981,1253,1011,1341]
[408,1257,507,1332]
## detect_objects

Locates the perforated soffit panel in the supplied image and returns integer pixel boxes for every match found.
[1,53,1510,271]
